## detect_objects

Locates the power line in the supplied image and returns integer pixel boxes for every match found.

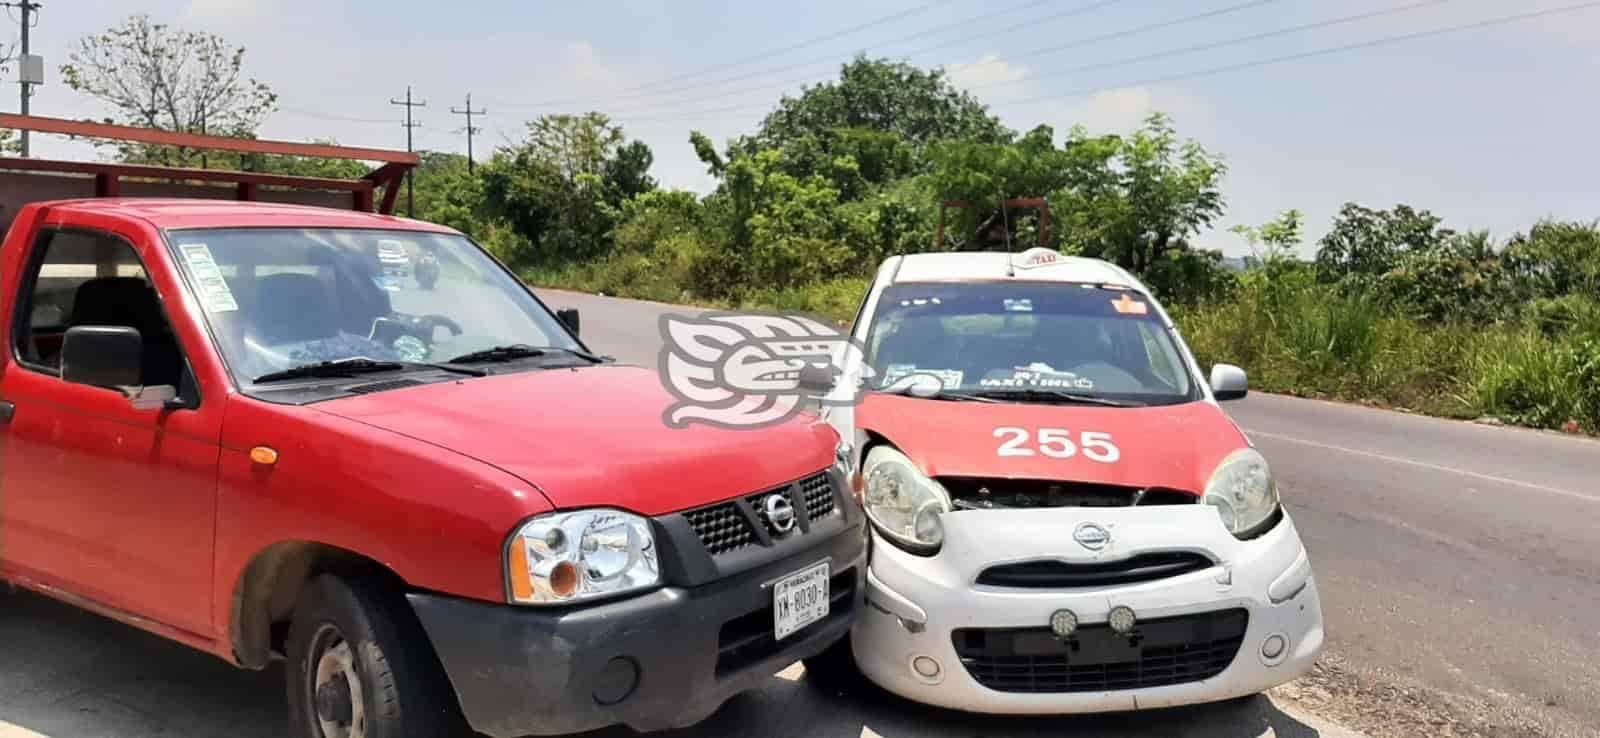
[450,93,487,173]
[279,107,393,124]
[489,0,1128,111]
[611,0,1600,125]
[959,0,1463,95]
[390,86,426,217]
[494,0,962,110]
[596,0,1280,118]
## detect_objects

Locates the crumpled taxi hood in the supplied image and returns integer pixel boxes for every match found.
[315,365,837,516]
[854,393,1248,494]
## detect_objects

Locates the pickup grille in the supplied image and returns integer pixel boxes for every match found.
[683,502,756,555]
[978,552,1214,588]
[682,471,836,556]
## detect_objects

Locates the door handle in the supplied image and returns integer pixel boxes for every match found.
[0,400,14,423]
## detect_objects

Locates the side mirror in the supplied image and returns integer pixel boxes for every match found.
[61,326,143,389]
[798,363,837,394]
[556,308,580,337]
[1210,363,1249,401]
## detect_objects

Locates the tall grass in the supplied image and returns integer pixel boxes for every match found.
[1178,278,1600,431]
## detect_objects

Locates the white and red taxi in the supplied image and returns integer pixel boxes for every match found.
[806,248,1324,714]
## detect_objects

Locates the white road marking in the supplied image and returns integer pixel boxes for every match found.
[1244,429,1600,504]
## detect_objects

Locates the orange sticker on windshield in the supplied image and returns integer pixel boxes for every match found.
[1111,294,1148,315]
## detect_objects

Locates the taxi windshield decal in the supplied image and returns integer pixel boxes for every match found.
[1111,294,1149,315]
[882,364,964,389]
[978,364,1094,390]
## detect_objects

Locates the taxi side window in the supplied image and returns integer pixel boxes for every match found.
[13,230,185,388]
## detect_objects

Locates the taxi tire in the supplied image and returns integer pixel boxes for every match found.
[285,574,465,738]
[801,634,868,695]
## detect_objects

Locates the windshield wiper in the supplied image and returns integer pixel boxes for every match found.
[253,357,486,384]
[967,388,1145,408]
[445,344,607,364]
[875,384,1005,403]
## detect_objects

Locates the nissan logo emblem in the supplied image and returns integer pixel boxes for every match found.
[1073,522,1110,551]
[764,493,797,534]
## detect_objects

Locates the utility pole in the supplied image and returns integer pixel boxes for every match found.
[4,0,42,157]
[449,93,486,174]
[389,86,426,216]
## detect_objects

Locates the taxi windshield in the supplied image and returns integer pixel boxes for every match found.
[167,227,581,384]
[865,282,1197,405]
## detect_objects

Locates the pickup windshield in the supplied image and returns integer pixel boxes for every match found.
[167,228,580,385]
[865,282,1197,406]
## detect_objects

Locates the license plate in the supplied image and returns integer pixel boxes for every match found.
[773,562,830,641]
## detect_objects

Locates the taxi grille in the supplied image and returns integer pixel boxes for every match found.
[683,471,835,555]
[953,608,1248,693]
[978,552,1215,588]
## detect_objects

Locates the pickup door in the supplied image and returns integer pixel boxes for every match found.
[0,221,223,639]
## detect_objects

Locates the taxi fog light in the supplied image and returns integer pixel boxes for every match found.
[1049,609,1079,639]
[1261,633,1289,665]
[910,655,943,684]
[1108,606,1137,635]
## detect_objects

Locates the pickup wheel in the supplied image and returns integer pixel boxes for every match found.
[285,575,465,738]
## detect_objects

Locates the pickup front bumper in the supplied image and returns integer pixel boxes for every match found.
[409,516,866,737]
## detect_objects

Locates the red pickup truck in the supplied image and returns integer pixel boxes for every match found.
[0,118,864,737]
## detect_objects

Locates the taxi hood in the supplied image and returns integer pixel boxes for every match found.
[854,393,1248,494]
[314,365,837,516]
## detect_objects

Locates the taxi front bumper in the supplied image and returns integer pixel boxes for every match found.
[851,506,1323,714]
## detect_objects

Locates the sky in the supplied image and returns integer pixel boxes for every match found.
[11,0,1600,256]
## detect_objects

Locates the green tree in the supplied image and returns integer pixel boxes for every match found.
[1232,209,1304,263]
[60,15,277,165]
[744,56,1010,154]
[480,113,655,264]
[1503,219,1600,298]
[1314,203,1454,281]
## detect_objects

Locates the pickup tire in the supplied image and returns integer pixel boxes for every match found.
[285,574,464,738]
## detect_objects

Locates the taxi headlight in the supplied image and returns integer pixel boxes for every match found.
[1203,448,1281,538]
[506,509,660,605]
[862,446,950,554]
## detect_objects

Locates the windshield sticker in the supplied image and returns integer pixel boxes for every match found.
[882,364,964,389]
[178,243,239,313]
[1003,298,1033,312]
[1111,294,1149,315]
[980,366,1094,390]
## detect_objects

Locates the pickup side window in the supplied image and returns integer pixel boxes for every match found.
[13,229,186,389]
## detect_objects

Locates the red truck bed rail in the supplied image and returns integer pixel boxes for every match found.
[0,114,416,216]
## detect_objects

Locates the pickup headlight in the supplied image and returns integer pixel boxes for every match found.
[1203,448,1281,538]
[506,509,660,605]
[862,446,951,554]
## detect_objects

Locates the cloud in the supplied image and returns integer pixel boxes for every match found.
[557,42,630,99]
[1044,87,1205,135]
[944,54,1027,94]
[180,0,261,28]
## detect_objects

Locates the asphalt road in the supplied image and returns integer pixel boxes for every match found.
[541,289,1600,738]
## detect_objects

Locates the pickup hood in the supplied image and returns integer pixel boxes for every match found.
[855,394,1249,494]
[315,366,836,516]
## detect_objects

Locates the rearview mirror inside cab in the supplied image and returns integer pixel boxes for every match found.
[1210,363,1249,401]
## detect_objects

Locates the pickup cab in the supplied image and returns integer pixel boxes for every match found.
[0,195,863,737]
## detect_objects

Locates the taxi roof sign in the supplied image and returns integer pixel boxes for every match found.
[1012,247,1062,270]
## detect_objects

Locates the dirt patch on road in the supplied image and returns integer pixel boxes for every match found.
[1271,653,1570,738]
